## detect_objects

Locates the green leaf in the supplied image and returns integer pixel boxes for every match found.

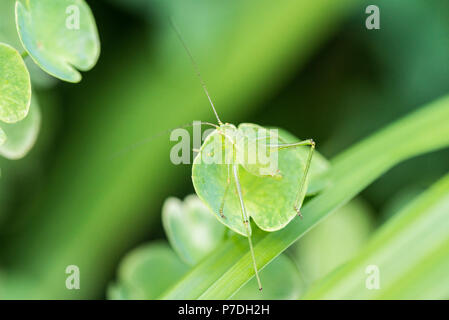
[0,0,57,89]
[108,242,189,300]
[304,172,449,299]
[108,239,306,300]
[112,194,304,300]
[162,195,226,266]
[0,127,6,147]
[192,127,329,236]
[15,0,100,83]
[161,192,309,299]
[0,42,31,123]
[293,198,375,283]
[0,95,40,159]
[231,254,305,300]
[106,283,129,300]
[161,95,449,299]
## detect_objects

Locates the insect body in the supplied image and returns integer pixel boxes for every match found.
[172,22,315,290]
[192,121,314,290]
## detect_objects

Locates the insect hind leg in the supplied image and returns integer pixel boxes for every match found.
[232,163,262,290]
[269,139,315,218]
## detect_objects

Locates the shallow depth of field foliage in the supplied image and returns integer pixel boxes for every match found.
[0,0,449,299]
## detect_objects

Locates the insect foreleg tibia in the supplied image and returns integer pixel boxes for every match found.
[269,139,315,218]
[232,162,262,291]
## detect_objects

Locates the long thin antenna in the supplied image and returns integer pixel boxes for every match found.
[110,121,218,159]
[169,19,223,125]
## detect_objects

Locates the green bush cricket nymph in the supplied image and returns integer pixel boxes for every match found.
[172,22,315,291]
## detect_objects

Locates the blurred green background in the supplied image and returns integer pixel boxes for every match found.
[0,0,448,299]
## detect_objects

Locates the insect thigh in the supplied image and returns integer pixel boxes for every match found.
[268,139,315,214]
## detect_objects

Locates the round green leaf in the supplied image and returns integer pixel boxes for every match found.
[106,283,129,300]
[192,126,329,236]
[231,254,305,300]
[0,95,40,159]
[162,195,226,266]
[0,0,56,89]
[0,127,6,147]
[108,242,189,300]
[15,0,100,83]
[0,42,31,123]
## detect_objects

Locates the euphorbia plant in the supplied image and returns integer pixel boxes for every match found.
[0,0,100,164]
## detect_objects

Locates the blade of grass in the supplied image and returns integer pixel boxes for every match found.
[303,171,449,299]
[161,94,449,299]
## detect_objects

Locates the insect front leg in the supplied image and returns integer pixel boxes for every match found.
[269,139,315,218]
